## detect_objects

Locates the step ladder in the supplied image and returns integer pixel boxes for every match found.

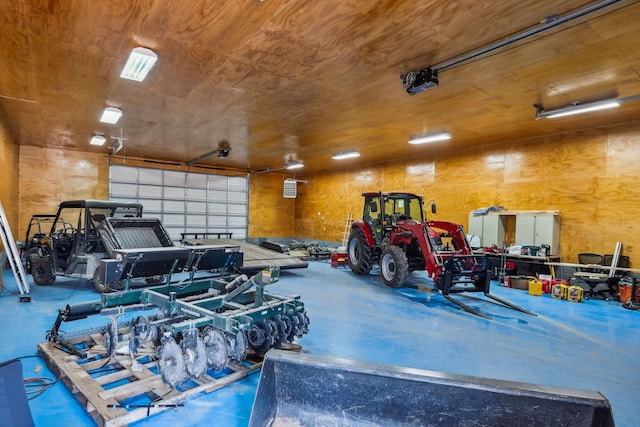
[340,212,354,248]
[0,201,30,294]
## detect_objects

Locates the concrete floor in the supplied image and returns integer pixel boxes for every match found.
[1,260,638,426]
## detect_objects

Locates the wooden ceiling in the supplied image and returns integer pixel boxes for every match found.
[1,0,640,175]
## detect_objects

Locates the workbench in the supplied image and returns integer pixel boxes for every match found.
[483,252,561,278]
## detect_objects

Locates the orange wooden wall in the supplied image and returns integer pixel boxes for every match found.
[17,145,109,238]
[292,121,640,265]
[0,111,19,252]
[248,172,295,239]
[8,121,640,267]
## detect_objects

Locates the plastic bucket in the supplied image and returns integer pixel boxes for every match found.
[619,282,632,303]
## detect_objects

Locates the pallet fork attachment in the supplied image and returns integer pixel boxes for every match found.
[437,255,537,319]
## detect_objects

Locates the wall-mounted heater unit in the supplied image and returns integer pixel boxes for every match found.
[283,179,297,198]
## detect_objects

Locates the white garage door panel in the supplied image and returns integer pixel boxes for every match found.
[228,177,247,192]
[187,174,207,188]
[139,184,163,199]
[142,199,162,212]
[228,204,247,215]
[187,201,206,213]
[164,171,185,186]
[111,165,138,182]
[228,192,246,203]
[163,214,185,226]
[208,203,227,214]
[208,189,227,201]
[187,188,207,201]
[164,187,185,200]
[209,216,227,226]
[228,216,246,226]
[208,175,228,190]
[109,165,247,242]
[163,200,184,213]
[229,228,246,239]
[188,216,207,226]
[111,182,138,198]
[139,168,162,184]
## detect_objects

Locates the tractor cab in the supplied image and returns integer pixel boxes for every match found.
[362,192,425,244]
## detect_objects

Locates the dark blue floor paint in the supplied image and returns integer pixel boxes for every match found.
[1,260,638,426]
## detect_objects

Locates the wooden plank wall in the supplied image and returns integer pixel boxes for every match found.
[17,145,110,237]
[248,172,295,239]
[12,120,640,267]
[292,121,640,265]
[0,111,19,252]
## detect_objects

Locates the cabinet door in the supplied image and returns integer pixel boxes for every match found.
[467,214,484,243]
[515,215,536,246]
[482,215,505,247]
[533,214,560,253]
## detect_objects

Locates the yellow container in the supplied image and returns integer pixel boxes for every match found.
[551,283,568,300]
[567,285,583,303]
[528,279,543,296]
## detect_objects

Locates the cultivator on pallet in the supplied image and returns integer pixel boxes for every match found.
[47,265,309,388]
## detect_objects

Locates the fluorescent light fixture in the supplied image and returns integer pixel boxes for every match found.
[332,150,360,160]
[90,135,106,146]
[99,107,122,124]
[535,99,620,119]
[408,132,451,145]
[285,160,304,170]
[120,47,158,82]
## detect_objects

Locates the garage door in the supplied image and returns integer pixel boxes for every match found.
[109,165,248,242]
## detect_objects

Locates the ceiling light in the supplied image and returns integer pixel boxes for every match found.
[90,135,106,146]
[332,150,360,160]
[99,107,122,124]
[286,160,304,170]
[408,132,451,145]
[120,47,158,82]
[535,100,620,119]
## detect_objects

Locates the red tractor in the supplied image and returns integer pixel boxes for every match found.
[347,192,534,318]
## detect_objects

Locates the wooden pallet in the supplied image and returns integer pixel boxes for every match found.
[38,335,273,427]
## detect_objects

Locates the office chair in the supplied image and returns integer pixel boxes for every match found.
[573,253,630,300]
[572,253,607,300]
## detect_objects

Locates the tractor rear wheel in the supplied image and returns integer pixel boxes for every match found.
[347,228,373,275]
[32,256,56,285]
[380,245,409,288]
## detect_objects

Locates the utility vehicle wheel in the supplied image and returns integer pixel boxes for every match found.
[32,256,56,285]
[380,246,409,288]
[347,228,373,275]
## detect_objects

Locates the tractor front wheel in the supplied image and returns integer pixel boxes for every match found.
[380,245,409,288]
[347,228,373,275]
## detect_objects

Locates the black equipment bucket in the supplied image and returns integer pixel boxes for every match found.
[249,350,615,426]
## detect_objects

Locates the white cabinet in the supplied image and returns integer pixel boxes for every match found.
[514,213,560,254]
[468,210,560,254]
[467,213,506,247]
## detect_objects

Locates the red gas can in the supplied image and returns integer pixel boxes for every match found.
[541,279,551,294]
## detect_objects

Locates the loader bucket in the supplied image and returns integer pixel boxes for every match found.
[249,350,615,427]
